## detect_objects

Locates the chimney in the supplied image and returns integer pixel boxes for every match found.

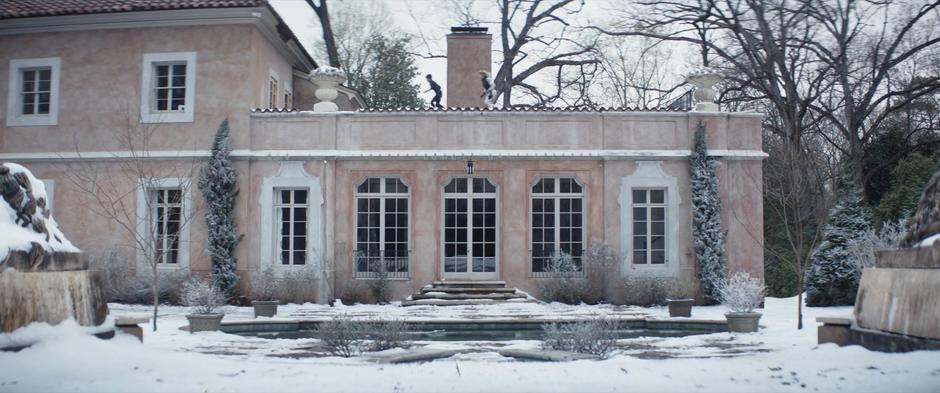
[446,26,492,108]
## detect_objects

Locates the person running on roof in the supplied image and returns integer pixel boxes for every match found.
[425,74,444,109]
[479,71,496,109]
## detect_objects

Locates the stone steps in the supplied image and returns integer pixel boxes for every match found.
[403,280,532,306]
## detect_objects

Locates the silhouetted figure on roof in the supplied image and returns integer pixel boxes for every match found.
[425,74,443,109]
[479,71,496,109]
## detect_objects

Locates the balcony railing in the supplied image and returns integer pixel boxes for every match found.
[528,249,585,278]
[353,249,410,279]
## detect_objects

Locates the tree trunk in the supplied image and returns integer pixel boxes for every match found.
[151,263,158,332]
[307,0,340,68]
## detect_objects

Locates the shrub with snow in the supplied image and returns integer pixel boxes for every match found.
[718,271,766,314]
[689,123,727,304]
[181,279,226,315]
[316,314,412,357]
[847,218,907,271]
[541,318,620,358]
[198,119,240,296]
[249,267,279,301]
[805,182,871,306]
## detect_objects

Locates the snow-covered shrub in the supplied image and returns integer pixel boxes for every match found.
[364,256,392,304]
[88,250,188,304]
[250,267,278,301]
[181,279,226,315]
[620,277,674,306]
[275,268,319,304]
[847,218,907,270]
[689,123,727,304]
[718,272,766,313]
[317,315,411,357]
[337,281,370,305]
[805,182,871,306]
[539,244,617,304]
[363,318,412,352]
[198,119,240,296]
[541,318,620,358]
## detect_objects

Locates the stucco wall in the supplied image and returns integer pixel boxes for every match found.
[0,23,300,154]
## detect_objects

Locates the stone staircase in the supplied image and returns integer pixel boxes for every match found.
[402,280,532,306]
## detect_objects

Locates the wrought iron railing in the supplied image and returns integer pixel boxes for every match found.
[353,249,410,279]
[528,249,585,278]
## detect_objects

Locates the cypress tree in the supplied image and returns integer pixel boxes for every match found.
[690,122,727,304]
[199,119,241,296]
[804,181,870,306]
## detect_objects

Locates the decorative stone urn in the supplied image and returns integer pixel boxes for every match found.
[666,298,694,317]
[251,300,279,318]
[686,67,723,111]
[311,66,347,112]
[725,312,762,333]
[186,314,224,333]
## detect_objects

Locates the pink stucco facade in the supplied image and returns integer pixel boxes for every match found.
[0,5,765,304]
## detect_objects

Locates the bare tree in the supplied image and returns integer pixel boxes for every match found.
[65,113,202,331]
[491,0,601,107]
[305,0,341,68]
[800,0,940,192]
[593,34,688,108]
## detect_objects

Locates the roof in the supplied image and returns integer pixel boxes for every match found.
[251,106,688,114]
[0,0,265,19]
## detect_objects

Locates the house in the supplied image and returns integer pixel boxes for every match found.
[0,0,765,304]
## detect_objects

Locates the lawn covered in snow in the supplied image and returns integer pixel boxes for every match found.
[1,296,938,392]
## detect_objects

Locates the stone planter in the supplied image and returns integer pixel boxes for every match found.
[725,312,762,333]
[666,298,694,317]
[186,314,224,333]
[251,300,279,318]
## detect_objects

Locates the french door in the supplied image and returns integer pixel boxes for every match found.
[442,177,498,279]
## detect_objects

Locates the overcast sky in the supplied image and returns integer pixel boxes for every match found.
[268,0,624,103]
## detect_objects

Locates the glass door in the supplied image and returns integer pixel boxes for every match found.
[442,177,498,279]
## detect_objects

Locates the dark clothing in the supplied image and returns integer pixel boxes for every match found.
[428,79,443,108]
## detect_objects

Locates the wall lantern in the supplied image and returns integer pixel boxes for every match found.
[466,159,474,175]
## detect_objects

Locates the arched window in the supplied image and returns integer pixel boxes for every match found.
[531,177,584,276]
[355,177,409,278]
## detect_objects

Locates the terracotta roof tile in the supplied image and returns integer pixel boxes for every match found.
[0,0,266,20]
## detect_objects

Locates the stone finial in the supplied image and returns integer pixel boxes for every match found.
[686,67,723,112]
[310,66,347,112]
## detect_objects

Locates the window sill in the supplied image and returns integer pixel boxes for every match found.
[140,111,193,124]
[6,115,57,127]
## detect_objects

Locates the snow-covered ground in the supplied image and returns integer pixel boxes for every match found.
[1,296,939,392]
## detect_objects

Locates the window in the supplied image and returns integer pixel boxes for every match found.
[275,188,308,265]
[531,177,584,276]
[631,188,667,265]
[268,76,278,108]
[151,188,183,265]
[6,57,61,126]
[443,177,498,277]
[140,52,196,123]
[284,90,292,109]
[355,177,409,278]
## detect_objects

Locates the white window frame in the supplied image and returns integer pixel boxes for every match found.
[353,176,411,279]
[140,52,196,123]
[6,57,61,127]
[260,161,322,278]
[268,69,280,109]
[135,178,193,272]
[440,176,499,280]
[275,188,310,266]
[283,89,293,109]
[619,161,680,278]
[529,176,586,277]
[631,188,668,265]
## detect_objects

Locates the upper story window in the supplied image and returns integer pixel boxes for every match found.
[531,177,584,276]
[268,76,278,108]
[6,57,61,127]
[354,177,410,278]
[284,90,292,109]
[140,52,196,123]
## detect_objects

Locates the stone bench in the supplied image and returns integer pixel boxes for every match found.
[816,316,852,346]
[115,317,150,342]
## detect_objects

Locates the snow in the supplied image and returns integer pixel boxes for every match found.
[2,296,939,392]
[917,233,940,247]
[0,163,78,263]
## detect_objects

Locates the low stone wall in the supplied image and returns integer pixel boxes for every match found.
[853,244,940,342]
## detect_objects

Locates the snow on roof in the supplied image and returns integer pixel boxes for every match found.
[251,106,687,114]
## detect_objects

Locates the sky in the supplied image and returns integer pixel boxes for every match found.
[268,0,626,104]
